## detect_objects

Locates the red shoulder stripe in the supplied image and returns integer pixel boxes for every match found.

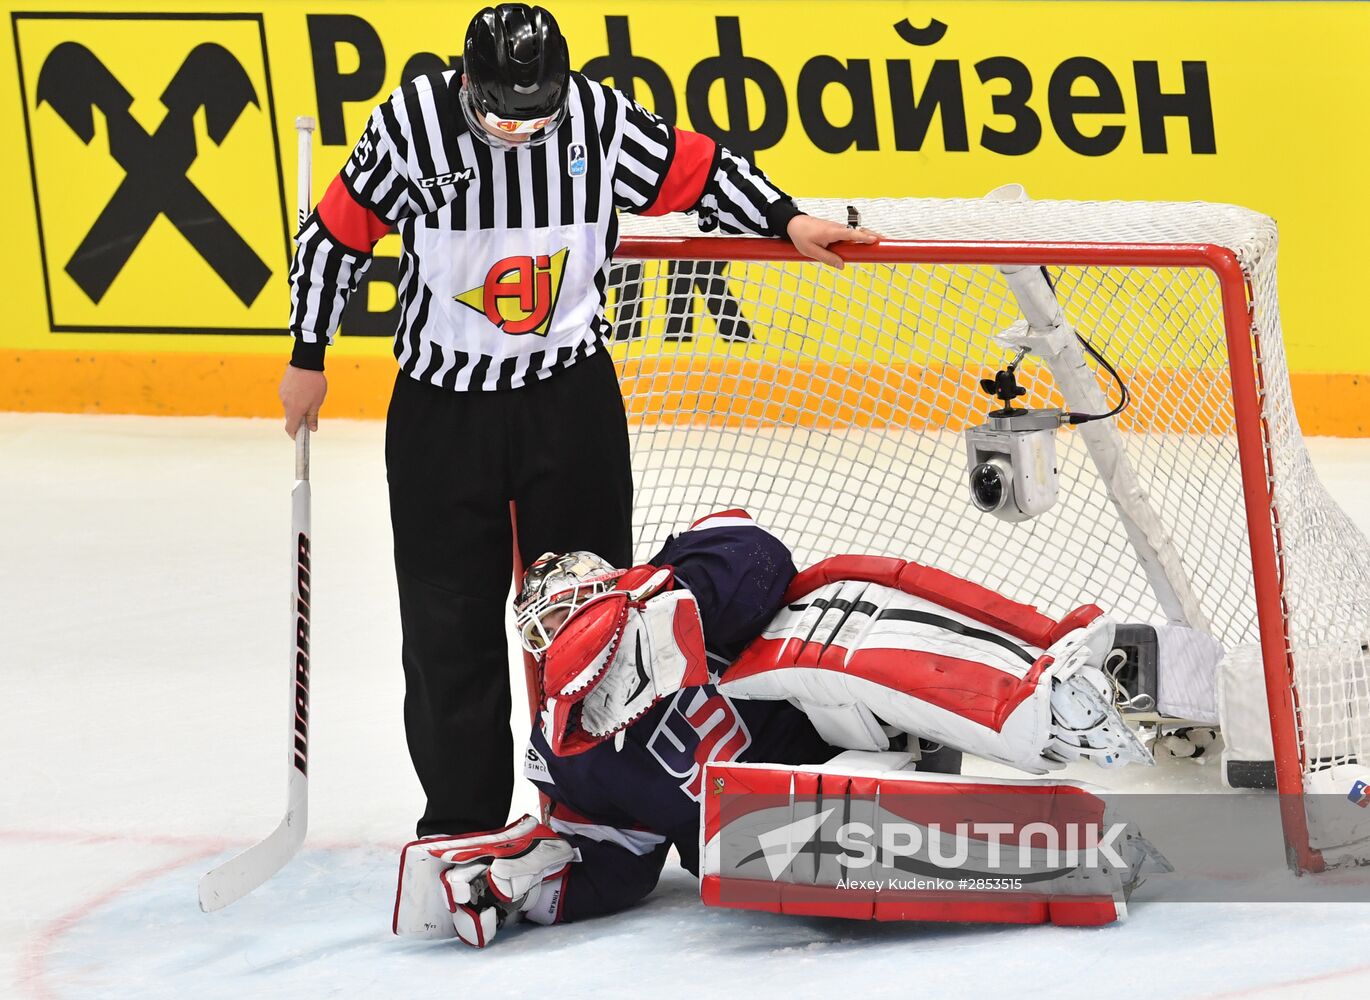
[317,175,390,253]
[642,128,717,217]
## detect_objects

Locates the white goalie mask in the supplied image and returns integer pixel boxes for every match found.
[514,551,623,655]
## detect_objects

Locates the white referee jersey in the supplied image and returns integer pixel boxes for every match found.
[288,71,801,391]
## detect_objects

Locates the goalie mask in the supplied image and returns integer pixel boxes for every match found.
[515,551,623,654]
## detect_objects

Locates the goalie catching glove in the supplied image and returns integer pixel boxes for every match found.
[393,815,577,947]
[521,561,709,755]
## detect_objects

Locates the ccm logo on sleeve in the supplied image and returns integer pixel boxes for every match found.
[417,168,475,190]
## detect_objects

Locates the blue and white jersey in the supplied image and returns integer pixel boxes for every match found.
[524,510,833,921]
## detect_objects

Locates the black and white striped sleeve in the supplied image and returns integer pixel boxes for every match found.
[607,92,802,239]
[696,146,803,238]
[338,102,423,223]
[287,101,419,369]
[285,218,369,369]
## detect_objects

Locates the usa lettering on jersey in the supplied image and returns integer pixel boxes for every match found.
[646,686,753,800]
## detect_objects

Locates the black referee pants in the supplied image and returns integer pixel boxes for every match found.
[385,347,633,837]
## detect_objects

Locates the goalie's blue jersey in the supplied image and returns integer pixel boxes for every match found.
[523,510,833,921]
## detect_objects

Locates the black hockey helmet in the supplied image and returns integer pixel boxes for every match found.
[462,4,570,146]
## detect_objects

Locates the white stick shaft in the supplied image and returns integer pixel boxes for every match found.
[295,115,315,232]
[295,425,310,481]
[294,115,316,475]
[284,117,315,838]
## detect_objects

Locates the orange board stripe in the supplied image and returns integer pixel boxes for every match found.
[0,350,1366,437]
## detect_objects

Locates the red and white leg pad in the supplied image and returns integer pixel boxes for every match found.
[701,753,1169,927]
[719,555,1150,772]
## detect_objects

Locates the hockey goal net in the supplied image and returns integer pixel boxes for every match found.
[608,194,1370,873]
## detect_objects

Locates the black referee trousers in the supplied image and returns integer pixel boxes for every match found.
[385,347,632,837]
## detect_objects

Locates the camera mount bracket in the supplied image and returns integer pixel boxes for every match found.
[981,408,1065,433]
[979,346,1030,415]
[992,241,1208,633]
[994,317,1073,358]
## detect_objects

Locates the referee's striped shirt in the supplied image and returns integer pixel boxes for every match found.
[288,70,802,391]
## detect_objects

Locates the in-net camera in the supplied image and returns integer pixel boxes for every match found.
[964,351,1064,523]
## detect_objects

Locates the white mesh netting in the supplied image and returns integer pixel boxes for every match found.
[607,196,1370,862]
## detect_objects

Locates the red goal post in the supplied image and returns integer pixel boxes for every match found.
[596,194,1370,874]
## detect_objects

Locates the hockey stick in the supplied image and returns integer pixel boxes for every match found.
[198,116,316,912]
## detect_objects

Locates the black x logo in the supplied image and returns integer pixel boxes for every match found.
[36,41,271,306]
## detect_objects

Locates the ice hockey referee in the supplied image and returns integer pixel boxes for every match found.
[278,3,878,839]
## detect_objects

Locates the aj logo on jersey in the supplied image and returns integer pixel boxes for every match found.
[454,248,570,336]
[15,14,288,333]
[647,686,752,800]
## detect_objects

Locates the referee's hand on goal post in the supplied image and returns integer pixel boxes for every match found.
[786,214,883,269]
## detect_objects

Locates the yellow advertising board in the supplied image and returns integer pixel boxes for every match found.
[14,14,289,333]
[2,1,1367,430]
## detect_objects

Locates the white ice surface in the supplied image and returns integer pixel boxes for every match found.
[4,413,1370,999]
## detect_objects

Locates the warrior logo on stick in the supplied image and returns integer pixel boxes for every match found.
[294,532,311,776]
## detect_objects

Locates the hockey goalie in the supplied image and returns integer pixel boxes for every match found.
[393,510,1169,946]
